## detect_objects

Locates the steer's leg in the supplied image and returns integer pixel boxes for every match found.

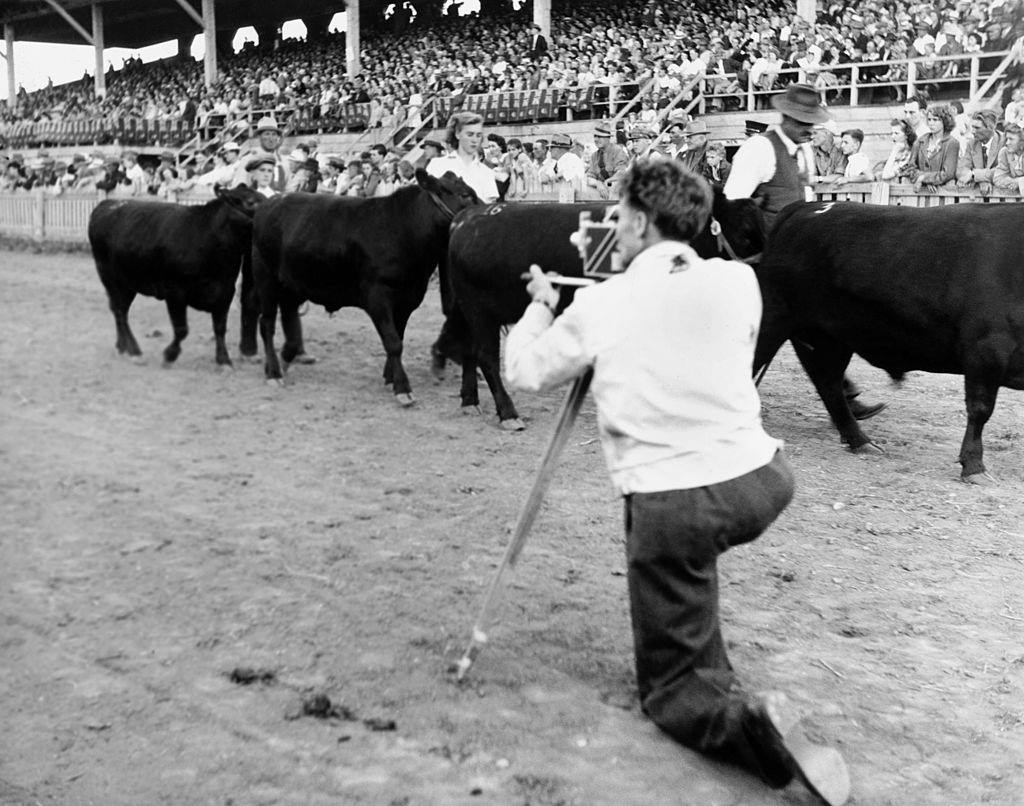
[258,294,283,381]
[279,292,306,366]
[163,298,189,366]
[959,378,999,483]
[791,337,873,451]
[238,251,259,358]
[106,285,142,357]
[211,301,233,367]
[366,291,414,405]
[478,325,523,429]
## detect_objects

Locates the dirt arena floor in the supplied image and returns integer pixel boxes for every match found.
[1,248,1023,806]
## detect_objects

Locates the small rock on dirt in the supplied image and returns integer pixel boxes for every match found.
[363,717,396,731]
[228,667,276,686]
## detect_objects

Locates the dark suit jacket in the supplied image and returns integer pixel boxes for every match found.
[956,132,1005,185]
[529,34,548,60]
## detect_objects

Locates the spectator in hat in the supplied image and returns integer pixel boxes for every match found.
[427,111,498,202]
[198,140,242,187]
[586,122,629,199]
[956,110,1004,195]
[677,119,711,176]
[626,129,657,162]
[810,120,846,181]
[246,155,279,199]
[538,132,585,195]
[726,82,886,419]
[234,116,288,191]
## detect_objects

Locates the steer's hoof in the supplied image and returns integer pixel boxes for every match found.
[461,405,483,417]
[961,472,996,486]
[395,393,416,407]
[499,418,526,432]
[849,441,884,455]
[131,355,146,366]
[265,377,285,387]
[291,353,317,365]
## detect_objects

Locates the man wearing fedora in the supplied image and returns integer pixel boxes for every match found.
[539,133,585,198]
[233,116,289,191]
[586,123,629,199]
[676,118,711,175]
[725,83,886,420]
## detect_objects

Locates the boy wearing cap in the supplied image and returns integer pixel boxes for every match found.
[586,123,629,198]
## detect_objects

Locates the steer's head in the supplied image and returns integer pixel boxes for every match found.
[693,188,767,264]
[214,183,266,221]
[415,169,482,222]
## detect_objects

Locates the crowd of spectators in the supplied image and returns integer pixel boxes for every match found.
[2,0,1022,141]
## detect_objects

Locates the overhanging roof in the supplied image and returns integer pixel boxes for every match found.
[0,0,348,49]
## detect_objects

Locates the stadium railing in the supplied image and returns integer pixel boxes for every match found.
[1,183,1019,244]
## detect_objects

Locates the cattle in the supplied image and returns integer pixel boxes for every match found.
[88,184,265,367]
[753,200,1024,483]
[435,190,767,429]
[250,169,481,405]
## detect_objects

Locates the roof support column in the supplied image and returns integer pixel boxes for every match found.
[202,0,217,87]
[533,0,551,38]
[346,2,360,78]
[796,0,814,24]
[92,4,106,97]
[4,25,14,111]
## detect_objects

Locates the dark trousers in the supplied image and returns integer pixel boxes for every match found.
[624,450,795,784]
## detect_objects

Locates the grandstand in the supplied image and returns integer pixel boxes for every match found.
[1,0,1022,220]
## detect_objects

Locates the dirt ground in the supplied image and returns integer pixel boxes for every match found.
[1,249,1023,806]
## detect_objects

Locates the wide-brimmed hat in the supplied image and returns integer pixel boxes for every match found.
[770,84,831,124]
[287,148,308,163]
[628,129,656,140]
[593,124,612,138]
[683,119,709,135]
[745,119,770,136]
[246,155,276,171]
[550,133,573,149]
[255,116,280,133]
[160,150,176,162]
[420,138,443,151]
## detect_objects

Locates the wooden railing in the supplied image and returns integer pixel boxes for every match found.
[1,183,1019,245]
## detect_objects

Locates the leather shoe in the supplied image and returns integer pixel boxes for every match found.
[847,398,887,420]
[750,693,851,806]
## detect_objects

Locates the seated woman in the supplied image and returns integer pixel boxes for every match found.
[908,104,959,191]
[877,118,917,182]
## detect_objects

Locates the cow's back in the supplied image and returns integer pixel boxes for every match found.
[450,203,610,323]
[760,202,1024,375]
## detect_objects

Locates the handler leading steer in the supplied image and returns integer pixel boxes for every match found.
[504,161,850,806]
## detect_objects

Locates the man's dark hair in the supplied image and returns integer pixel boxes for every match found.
[905,94,928,111]
[370,144,388,157]
[841,128,864,146]
[617,160,712,242]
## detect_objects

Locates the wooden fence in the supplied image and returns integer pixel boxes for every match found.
[0,184,1020,244]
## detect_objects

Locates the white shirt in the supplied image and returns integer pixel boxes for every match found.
[843,151,872,179]
[505,241,780,494]
[540,151,586,189]
[426,153,499,202]
[724,125,816,201]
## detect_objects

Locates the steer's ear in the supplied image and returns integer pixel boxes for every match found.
[414,167,434,189]
[213,182,227,199]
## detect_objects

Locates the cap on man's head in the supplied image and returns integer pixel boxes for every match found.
[770,83,831,124]
[246,155,276,171]
[550,133,573,149]
[72,153,87,164]
[593,123,612,138]
[628,129,656,140]
[255,116,280,133]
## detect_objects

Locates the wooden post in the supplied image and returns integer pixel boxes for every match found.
[533,0,551,38]
[202,0,217,88]
[906,60,916,100]
[92,4,105,98]
[33,187,45,242]
[346,2,360,78]
[849,65,859,107]
[4,25,14,110]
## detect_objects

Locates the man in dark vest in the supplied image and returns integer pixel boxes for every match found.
[724,84,885,419]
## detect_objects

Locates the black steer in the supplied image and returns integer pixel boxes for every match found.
[88,184,264,367]
[436,190,766,428]
[250,169,481,404]
[754,200,1024,483]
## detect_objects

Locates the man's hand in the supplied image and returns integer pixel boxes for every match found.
[526,264,560,312]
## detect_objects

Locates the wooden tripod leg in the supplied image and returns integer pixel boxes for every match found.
[455,368,594,681]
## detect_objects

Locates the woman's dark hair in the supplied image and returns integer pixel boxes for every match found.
[890,117,916,147]
[926,104,956,134]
